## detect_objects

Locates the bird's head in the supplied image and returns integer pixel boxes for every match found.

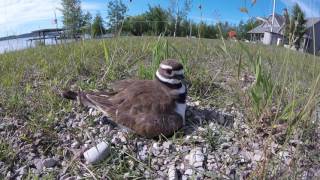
[155,59,185,84]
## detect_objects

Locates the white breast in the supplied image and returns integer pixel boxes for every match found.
[175,102,186,125]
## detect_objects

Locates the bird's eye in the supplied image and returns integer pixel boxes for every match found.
[166,69,172,74]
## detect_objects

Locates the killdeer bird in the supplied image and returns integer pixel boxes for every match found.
[63,59,187,138]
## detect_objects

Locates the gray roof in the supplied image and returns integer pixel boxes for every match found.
[306,18,320,28]
[248,13,284,34]
[248,26,282,34]
[248,14,320,34]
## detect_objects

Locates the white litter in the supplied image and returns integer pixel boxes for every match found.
[83,141,109,164]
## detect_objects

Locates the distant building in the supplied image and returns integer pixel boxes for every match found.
[248,13,320,54]
[248,14,285,42]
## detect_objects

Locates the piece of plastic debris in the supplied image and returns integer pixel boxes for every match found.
[83,141,109,163]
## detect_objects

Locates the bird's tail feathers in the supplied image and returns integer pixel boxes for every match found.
[62,90,78,100]
[62,90,113,114]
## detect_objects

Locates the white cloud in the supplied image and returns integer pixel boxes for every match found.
[0,0,62,36]
[0,0,106,37]
[280,0,320,17]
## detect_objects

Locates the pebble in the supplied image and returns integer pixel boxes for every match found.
[168,165,178,180]
[163,141,172,150]
[184,169,193,176]
[229,146,239,155]
[221,142,231,149]
[193,161,203,168]
[117,132,127,143]
[71,141,80,149]
[152,142,162,156]
[42,158,57,168]
[34,159,44,171]
[138,145,148,161]
[16,165,27,176]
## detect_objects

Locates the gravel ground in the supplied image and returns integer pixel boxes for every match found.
[1,96,319,179]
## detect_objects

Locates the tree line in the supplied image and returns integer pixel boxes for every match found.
[60,0,262,39]
[60,0,306,42]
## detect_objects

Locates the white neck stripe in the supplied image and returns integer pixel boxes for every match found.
[160,64,173,70]
[156,70,181,84]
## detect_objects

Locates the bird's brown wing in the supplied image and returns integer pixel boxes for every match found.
[109,81,183,137]
[110,79,140,93]
[84,93,116,117]
[79,81,183,138]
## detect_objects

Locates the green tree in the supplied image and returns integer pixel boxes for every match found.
[145,6,169,35]
[169,0,192,37]
[107,0,128,34]
[284,4,307,47]
[237,18,260,40]
[124,15,149,36]
[80,11,92,34]
[60,0,83,38]
[92,13,106,38]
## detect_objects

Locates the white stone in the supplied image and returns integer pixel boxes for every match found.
[168,165,178,180]
[184,169,193,175]
[71,141,80,149]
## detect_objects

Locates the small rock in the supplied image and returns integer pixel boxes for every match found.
[179,163,185,170]
[184,168,193,176]
[16,166,27,176]
[71,141,80,149]
[193,161,203,168]
[221,142,231,149]
[89,108,99,116]
[253,150,263,161]
[33,132,43,138]
[144,170,151,179]
[185,148,204,167]
[217,112,234,126]
[195,152,204,162]
[42,158,57,168]
[168,165,178,180]
[59,174,70,180]
[111,136,120,144]
[138,145,148,161]
[117,132,127,143]
[229,146,239,155]
[0,124,5,131]
[33,159,43,171]
[182,175,188,180]
[163,141,172,150]
[152,142,162,156]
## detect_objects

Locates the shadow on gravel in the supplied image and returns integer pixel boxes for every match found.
[183,105,235,136]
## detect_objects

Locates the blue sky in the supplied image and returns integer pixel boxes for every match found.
[0,0,319,38]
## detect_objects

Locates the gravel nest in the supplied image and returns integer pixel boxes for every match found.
[1,97,319,179]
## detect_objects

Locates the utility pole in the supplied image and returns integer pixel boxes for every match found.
[173,0,179,37]
[189,19,192,37]
[271,0,276,32]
